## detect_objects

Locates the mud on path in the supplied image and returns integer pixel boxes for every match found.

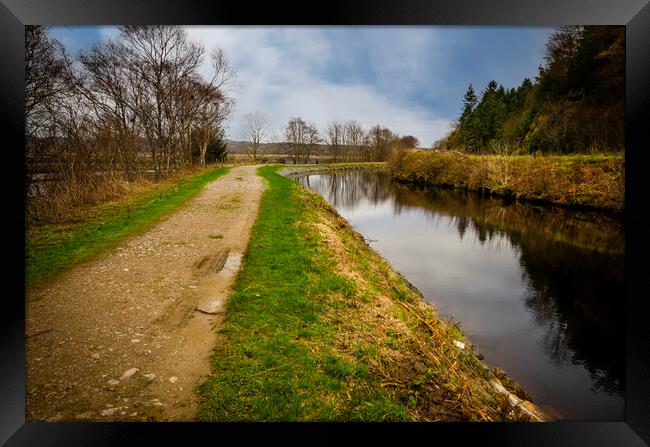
[26,165,265,421]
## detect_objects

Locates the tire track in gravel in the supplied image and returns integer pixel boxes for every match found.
[26,165,265,421]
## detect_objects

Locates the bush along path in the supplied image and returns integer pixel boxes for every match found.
[197,165,547,422]
[26,165,264,421]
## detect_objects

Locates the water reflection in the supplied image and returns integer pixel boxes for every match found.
[301,170,394,209]
[519,242,624,395]
[293,170,624,420]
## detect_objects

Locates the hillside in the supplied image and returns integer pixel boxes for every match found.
[440,26,624,154]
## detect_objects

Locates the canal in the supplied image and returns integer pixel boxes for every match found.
[292,170,624,421]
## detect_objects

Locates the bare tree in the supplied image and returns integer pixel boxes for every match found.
[191,48,236,165]
[24,26,72,211]
[118,25,205,176]
[344,120,365,162]
[326,121,344,162]
[367,125,396,161]
[76,28,236,172]
[25,25,238,224]
[285,117,306,164]
[543,26,583,70]
[284,117,321,163]
[76,40,142,178]
[190,84,231,166]
[241,112,272,161]
[304,122,321,163]
[206,48,238,98]
[25,26,67,140]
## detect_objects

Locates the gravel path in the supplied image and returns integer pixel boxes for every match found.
[26,165,265,421]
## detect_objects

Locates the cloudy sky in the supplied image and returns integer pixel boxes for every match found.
[49,26,552,146]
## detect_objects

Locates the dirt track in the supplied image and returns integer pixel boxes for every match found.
[26,165,264,421]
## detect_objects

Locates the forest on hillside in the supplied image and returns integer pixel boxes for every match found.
[437,26,624,154]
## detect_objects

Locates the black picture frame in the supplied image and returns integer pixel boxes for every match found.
[1,0,648,445]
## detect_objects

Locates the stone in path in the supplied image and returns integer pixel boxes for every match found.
[26,165,265,421]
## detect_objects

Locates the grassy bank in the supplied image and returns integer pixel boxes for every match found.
[388,151,624,213]
[26,166,229,292]
[279,161,386,176]
[197,165,543,421]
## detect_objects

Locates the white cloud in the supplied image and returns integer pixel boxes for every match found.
[51,25,553,146]
[184,26,453,145]
[73,26,453,145]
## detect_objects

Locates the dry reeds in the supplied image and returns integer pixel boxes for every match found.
[388,150,624,212]
[311,196,543,421]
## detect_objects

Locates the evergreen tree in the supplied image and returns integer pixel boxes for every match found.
[204,128,228,163]
[459,84,478,124]
[485,80,498,95]
[446,26,623,154]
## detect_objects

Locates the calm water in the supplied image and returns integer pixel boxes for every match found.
[293,170,624,421]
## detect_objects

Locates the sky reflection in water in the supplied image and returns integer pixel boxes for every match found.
[295,171,624,421]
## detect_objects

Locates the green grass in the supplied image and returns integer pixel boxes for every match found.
[26,167,229,292]
[197,165,541,422]
[197,166,409,421]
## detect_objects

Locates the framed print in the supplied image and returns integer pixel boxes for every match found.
[1,0,649,445]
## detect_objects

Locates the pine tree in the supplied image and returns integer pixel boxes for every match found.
[459,84,478,125]
[205,128,228,163]
[486,80,498,95]
[448,26,622,154]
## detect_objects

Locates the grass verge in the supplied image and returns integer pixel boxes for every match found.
[197,165,542,421]
[388,151,624,212]
[26,166,229,293]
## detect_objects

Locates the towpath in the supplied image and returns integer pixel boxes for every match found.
[26,165,264,421]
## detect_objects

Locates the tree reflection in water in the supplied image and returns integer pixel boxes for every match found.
[293,170,624,400]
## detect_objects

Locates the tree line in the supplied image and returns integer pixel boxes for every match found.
[438,26,624,154]
[240,113,420,163]
[25,25,235,221]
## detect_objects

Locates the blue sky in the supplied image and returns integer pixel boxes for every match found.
[48,26,552,146]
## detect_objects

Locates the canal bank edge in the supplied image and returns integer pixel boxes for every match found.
[279,162,387,177]
[388,151,624,214]
[279,165,548,422]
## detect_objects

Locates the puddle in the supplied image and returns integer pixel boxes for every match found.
[195,251,243,314]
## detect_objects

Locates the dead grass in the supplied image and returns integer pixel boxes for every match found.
[305,187,545,421]
[26,166,229,291]
[388,151,624,212]
[28,174,133,226]
[27,164,229,228]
